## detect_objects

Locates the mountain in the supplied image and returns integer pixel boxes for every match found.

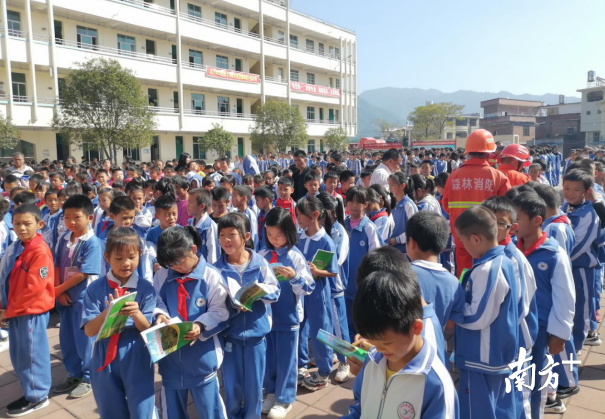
[356,87,581,139]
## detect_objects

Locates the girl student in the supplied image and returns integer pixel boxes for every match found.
[154,226,230,419]
[367,184,394,244]
[258,207,315,419]
[214,213,280,419]
[295,196,339,392]
[316,192,352,383]
[387,171,419,254]
[81,228,157,419]
[411,174,442,215]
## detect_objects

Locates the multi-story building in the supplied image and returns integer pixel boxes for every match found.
[535,100,583,147]
[480,98,543,144]
[0,0,357,163]
[443,113,480,148]
[577,72,605,145]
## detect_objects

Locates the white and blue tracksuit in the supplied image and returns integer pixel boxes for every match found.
[562,200,600,348]
[423,303,447,366]
[349,159,362,177]
[259,246,314,404]
[390,195,419,254]
[0,219,14,259]
[342,340,459,419]
[297,228,338,377]
[433,159,448,176]
[344,216,381,337]
[450,246,520,419]
[411,260,462,327]
[54,229,103,384]
[231,206,258,250]
[418,195,442,215]
[188,214,219,264]
[215,251,280,419]
[242,155,260,175]
[543,214,575,255]
[368,209,394,245]
[331,221,351,362]
[524,237,576,418]
[134,207,153,235]
[155,258,230,419]
[81,272,157,419]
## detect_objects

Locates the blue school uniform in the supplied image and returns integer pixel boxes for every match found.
[95,219,114,243]
[0,220,13,259]
[344,216,381,337]
[423,303,447,366]
[543,214,575,255]
[411,260,462,327]
[188,214,219,264]
[54,229,103,384]
[297,228,338,377]
[231,206,258,250]
[433,159,448,176]
[368,209,392,245]
[81,272,157,419]
[260,247,314,404]
[331,221,351,362]
[390,195,418,254]
[134,207,153,235]
[215,250,280,419]
[256,209,268,251]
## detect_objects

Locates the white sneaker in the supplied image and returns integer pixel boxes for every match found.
[0,337,9,354]
[262,394,277,414]
[335,362,350,383]
[268,402,292,419]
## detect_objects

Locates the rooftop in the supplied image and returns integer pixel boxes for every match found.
[480,98,544,107]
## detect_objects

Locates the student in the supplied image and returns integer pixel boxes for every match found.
[360,170,372,188]
[513,192,576,416]
[534,183,575,255]
[296,196,339,391]
[342,269,458,419]
[214,213,280,419]
[96,196,137,243]
[323,171,345,207]
[388,172,418,254]
[50,172,66,190]
[231,185,259,248]
[210,187,230,224]
[259,208,315,419]
[93,188,116,233]
[144,195,178,292]
[406,212,462,328]
[450,206,520,419]
[53,195,103,399]
[420,160,435,180]
[254,186,274,251]
[303,171,321,197]
[275,177,296,223]
[127,181,153,236]
[81,228,156,419]
[344,186,381,338]
[0,200,14,260]
[173,176,191,227]
[338,170,356,203]
[187,188,219,264]
[154,227,230,419]
[366,185,394,244]
[96,169,110,189]
[411,174,442,214]
[0,205,55,417]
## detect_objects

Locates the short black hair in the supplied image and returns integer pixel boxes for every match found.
[303,171,321,184]
[45,188,59,199]
[157,226,202,269]
[233,185,252,201]
[109,196,136,215]
[14,203,41,222]
[356,246,411,288]
[253,185,274,202]
[293,150,307,158]
[406,212,449,254]
[264,207,298,250]
[63,195,94,216]
[220,174,236,187]
[454,206,497,242]
[532,184,560,209]
[154,194,177,211]
[211,187,230,203]
[218,212,253,249]
[346,186,369,204]
[382,149,400,162]
[563,168,593,191]
[202,177,215,187]
[323,171,339,182]
[13,191,36,206]
[173,176,190,190]
[339,170,355,182]
[189,188,212,211]
[105,227,142,257]
[513,192,546,220]
[481,196,517,223]
[277,177,294,187]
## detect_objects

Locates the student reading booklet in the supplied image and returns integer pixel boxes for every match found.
[269,263,287,282]
[96,292,138,341]
[311,249,335,271]
[141,318,194,362]
[221,278,274,311]
[317,328,368,362]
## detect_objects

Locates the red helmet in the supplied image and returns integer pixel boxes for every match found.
[501,144,531,167]
[465,129,496,154]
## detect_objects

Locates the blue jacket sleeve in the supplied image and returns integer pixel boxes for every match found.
[340,361,367,419]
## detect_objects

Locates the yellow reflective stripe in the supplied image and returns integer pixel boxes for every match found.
[448,201,483,209]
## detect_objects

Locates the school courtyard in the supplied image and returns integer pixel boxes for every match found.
[1,310,605,419]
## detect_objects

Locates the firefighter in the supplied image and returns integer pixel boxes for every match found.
[497,144,532,187]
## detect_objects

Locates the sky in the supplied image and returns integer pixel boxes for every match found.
[291,0,605,98]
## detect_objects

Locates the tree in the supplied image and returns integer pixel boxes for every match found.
[373,118,394,139]
[52,58,156,162]
[0,114,21,150]
[408,102,464,140]
[323,126,349,151]
[197,124,234,157]
[408,106,435,140]
[250,101,307,152]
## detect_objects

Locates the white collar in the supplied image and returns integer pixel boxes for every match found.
[195,213,208,228]
[66,228,94,248]
[411,259,447,272]
[107,270,139,289]
[301,227,326,242]
[377,162,392,174]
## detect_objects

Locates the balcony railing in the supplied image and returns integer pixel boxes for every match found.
[109,0,175,16]
[183,109,256,119]
[148,106,178,113]
[57,39,177,65]
[181,61,207,71]
[306,119,340,125]
[179,12,260,39]
[265,76,287,84]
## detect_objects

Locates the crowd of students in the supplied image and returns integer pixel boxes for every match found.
[0,133,603,419]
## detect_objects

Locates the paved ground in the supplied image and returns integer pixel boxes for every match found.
[1,308,605,419]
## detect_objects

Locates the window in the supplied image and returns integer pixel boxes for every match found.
[7,11,21,35]
[455,132,468,139]
[587,91,604,102]
[189,49,203,67]
[54,20,63,44]
[146,39,156,55]
[235,58,242,72]
[218,97,230,114]
[587,111,592,116]
[216,55,228,69]
[187,3,201,19]
[148,88,158,107]
[306,39,314,53]
[329,77,333,88]
[307,106,315,120]
[446,132,453,139]
[277,30,285,44]
[307,73,315,85]
[307,139,315,153]
[151,136,159,161]
[470,119,478,126]
[594,132,601,142]
[117,34,136,55]
[58,78,66,99]
[193,136,206,159]
[11,72,26,102]
[523,126,530,136]
[191,93,204,114]
[215,12,227,27]
[290,70,299,82]
[123,147,140,161]
[173,91,179,111]
[290,34,298,49]
[77,26,98,49]
[234,18,241,30]
[567,127,575,135]
[455,118,467,126]
[329,46,340,59]
[319,43,324,55]
[335,78,340,89]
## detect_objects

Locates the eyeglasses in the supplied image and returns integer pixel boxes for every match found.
[496,222,512,230]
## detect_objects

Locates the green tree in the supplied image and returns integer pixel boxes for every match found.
[409,102,464,140]
[197,124,234,157]
[372,118,394,139]
[52,58,156,162]
[323,126,349,151]
[0,114,21,150]
[250,101,307,152]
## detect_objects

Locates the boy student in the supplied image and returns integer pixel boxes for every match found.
[406,211,462,327]
[338,170,356,202]
[231,185,259,247]
[342,268,458,419]
[210,187,230,224]
[324,171,345,207]
[450,205,521,419]
[53,195,103,399]
[2,173,20,197]
[254,185,274,251]
[420,160,435,180]
[96,196,137,243]
[110,166,124,185]
[0,204,55,416]
[534,183,575,255]
[50,172,66,190]
[303,171,322,197]
[513,192,577,416]
[275,176,296,223]
[95,169,110,189]
[187,188,219,264]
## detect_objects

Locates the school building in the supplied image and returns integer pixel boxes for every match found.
[0,0,357,163]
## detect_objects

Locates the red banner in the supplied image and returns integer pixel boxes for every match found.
[206,67,260,84]
[411,140,456,148]
[290,81,341,98]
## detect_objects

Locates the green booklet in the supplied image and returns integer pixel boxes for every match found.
[141,319,194,363]
[96,292,138,342]
[311,249,335,278]
[317,328,368,363]
[222,278,273,311]
[270,263,288,282]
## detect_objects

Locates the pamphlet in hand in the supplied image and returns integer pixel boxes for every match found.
[317,328,368,363]
[96,292,138,342]
[311,250,335,271]
[270,263,288,282]
[141,318,194,363]
[222,278,272,311]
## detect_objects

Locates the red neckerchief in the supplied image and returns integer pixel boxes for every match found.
[175,277,195,321]
[276,197,296,221]
[499,235,512,246]
[97,279,128,371]
[101,220,111,232]
[270,251,278,264]
[550,215,570,225]
[517,232,547,257]
[370,210,388,222]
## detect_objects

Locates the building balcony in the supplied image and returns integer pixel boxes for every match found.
[181,63,262,96]
[0,95,56,127]
[149,106,256,134]
[291,82,341,105]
